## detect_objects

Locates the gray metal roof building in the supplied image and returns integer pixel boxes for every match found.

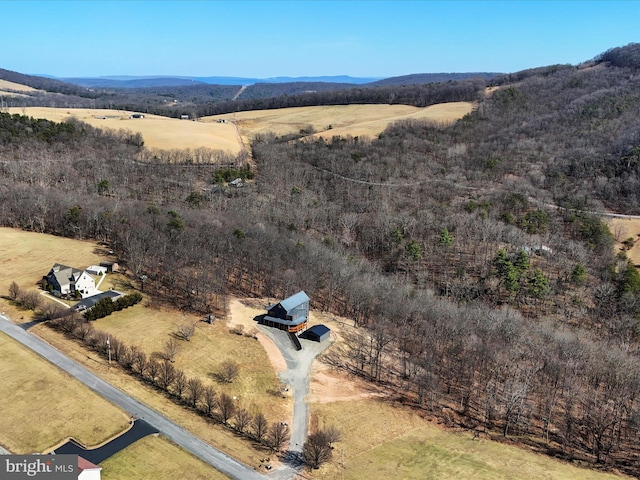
[263,291,310,333]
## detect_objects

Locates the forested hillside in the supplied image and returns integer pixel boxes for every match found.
[3,44,640,475]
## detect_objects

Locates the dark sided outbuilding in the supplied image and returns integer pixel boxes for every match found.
[301,324,331,342]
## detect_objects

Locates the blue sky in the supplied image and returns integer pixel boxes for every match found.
[1,1,638,78]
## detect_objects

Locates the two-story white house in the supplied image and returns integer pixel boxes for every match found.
[44,263,96,298]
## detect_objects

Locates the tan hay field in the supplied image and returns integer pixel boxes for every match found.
[0,79,38,92]
[608,218,640,266]
[310,400,630,480]
[0,90,30,98]
[6,107,242,153]
[0,331,130,453]
[100,435,229,480]
[202,102,474,142]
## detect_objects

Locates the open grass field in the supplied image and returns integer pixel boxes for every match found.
[89,303,289,421]
[202,102,475,143]
[310,399,630,480]
[100,435,229,480]
[0,331,130,453]
[6,107,242,153]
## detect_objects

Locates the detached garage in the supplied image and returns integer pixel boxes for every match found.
[304,324,331,342]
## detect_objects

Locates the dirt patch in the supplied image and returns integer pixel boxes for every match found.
[608,218,640,265]
[309,362,381,403]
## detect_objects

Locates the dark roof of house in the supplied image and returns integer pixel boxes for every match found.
[307,324,330,336]
[279,291,309,312]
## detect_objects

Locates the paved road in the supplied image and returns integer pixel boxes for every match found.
[0,315,280,480]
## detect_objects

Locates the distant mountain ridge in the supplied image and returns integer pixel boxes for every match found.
[57,73,501,88]
[61,75,383,88]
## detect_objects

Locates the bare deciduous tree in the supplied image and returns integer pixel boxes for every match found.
[131,347,147,376]
[201,385,217,416]
[303,431,332,469]
[217,392,236,424]
[218,359,240,383]
[177,322,196,341]
[146,359,161,383]
[158,360,176,390]
[252,412,268,442]
[324,424,342,446]
[267,422,290,452]
[234,407,252,433]
[164,338,178,363]
[18,290,42,310]
[173,369,187,399]
[186,377,204,408]
[8,281,20,300]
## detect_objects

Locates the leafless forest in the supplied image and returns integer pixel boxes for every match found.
[3,43,640,475]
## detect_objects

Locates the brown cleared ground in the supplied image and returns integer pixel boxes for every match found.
[202,102,475,143]
[100,435,229,480]
[6,107,242,153]
[309,400,630,480]
[0,331,130,453]
[608,218,640,265]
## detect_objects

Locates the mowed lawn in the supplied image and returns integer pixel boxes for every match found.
[6,107,242,153]
[310,400,630,480]
[0,331,130,453]
[202,102,475,143]
[91,304,289,422]
[100,435,229,480]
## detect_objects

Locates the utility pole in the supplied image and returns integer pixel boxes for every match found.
[107,337,111,365]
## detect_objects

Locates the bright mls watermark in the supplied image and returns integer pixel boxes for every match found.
[1,455,77,479]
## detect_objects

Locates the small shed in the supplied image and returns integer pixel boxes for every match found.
[304,324,331,342]
[99,261,120,273]
[180,114,189,120]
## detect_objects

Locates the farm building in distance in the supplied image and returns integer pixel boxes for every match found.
[262,291,310,333]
